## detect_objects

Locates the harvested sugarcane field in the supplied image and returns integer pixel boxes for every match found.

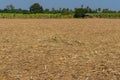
[0,19,120,80]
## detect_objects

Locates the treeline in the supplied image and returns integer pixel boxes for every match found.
[0,3,72,14]
[0,3,120,18]
[0,3,120,14]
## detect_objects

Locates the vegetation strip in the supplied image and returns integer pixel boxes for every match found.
[0,3,120,18]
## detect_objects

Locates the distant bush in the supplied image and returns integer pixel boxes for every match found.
[74,8,86,18]
[29,3,43,13]
[86,13,120,18]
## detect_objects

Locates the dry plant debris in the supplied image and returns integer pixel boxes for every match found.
[0,19,120,80]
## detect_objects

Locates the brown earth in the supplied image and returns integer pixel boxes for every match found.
[0,19,120,80]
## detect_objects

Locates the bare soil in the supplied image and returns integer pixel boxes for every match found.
[0,19,120,80]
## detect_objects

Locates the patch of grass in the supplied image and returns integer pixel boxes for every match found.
[0,13,73,18]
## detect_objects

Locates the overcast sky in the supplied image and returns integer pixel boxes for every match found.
[0,0,120,10]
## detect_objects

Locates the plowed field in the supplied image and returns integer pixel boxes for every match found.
[0,19,120,80]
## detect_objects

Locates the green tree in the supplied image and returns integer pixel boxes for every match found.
[84,6,92,13]
[58,8,62,13]
[102,8,110,13]
[29,3,43,13]
[98,8,101,13]
[62,8,70,15]
[51,8,58,14]
[4,4,15,13]
[44,8,50,13]
[74,8,86,18]
[6,4,15,10]
[81,5,84,8]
